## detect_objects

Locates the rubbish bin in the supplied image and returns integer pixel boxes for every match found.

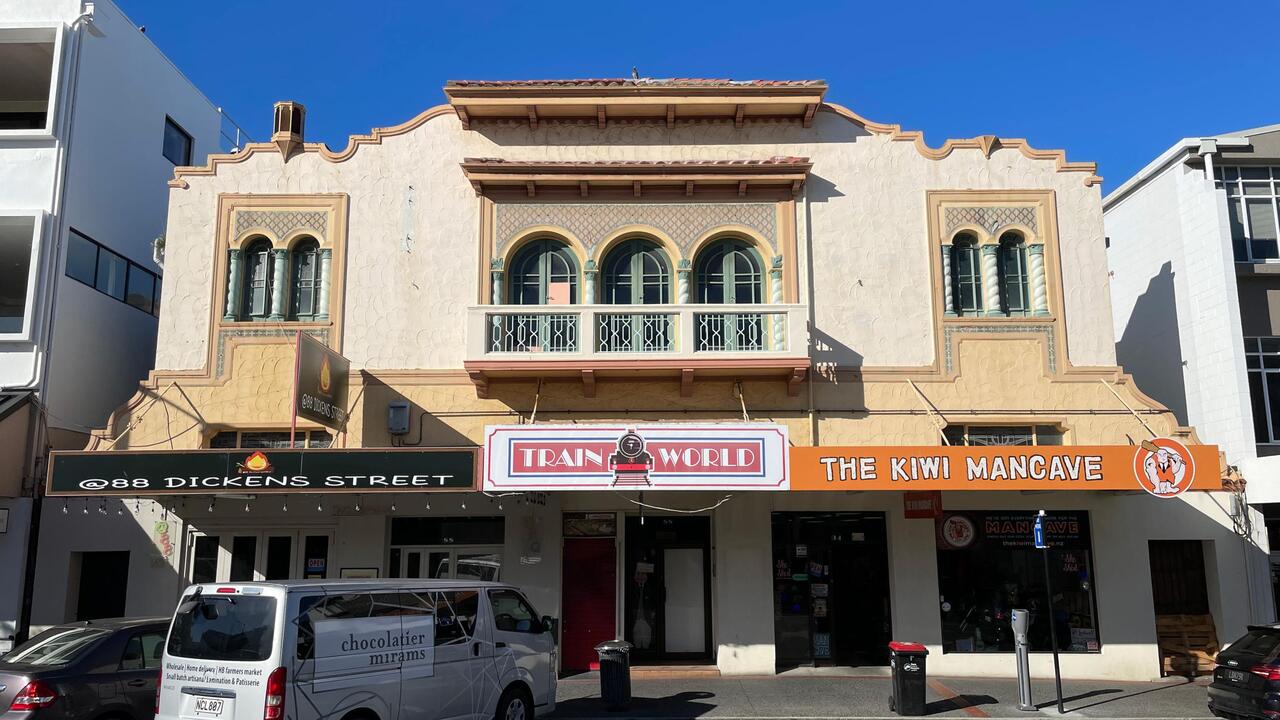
[888,641,929,717]
[595,640,633,712]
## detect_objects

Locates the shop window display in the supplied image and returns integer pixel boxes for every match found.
[935,511,1100,653]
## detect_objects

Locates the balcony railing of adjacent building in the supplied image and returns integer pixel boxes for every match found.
[469,304,808,359]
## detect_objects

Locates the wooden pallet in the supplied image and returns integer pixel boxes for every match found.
[1155,613,1219,677]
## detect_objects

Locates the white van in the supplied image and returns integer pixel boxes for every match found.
[156,580,556,720]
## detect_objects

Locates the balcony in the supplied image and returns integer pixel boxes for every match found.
[464,304,810,398]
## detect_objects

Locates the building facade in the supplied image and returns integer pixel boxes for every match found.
[1104,124,1280,616]
[34,79,1263,681]
[0,0,243,647]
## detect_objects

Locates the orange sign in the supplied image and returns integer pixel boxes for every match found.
[790,439,1221,494]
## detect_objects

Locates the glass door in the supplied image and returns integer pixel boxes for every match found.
[186,530,333,582]
[391,545,503,581]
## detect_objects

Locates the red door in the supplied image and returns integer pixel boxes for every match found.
[561,537,617,672]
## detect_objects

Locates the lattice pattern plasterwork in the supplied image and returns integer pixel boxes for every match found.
[234,210,328,241]
[494,203,777,257]
[943,323,1056,374]
[943,206,1038,237]
[217,327,328,378]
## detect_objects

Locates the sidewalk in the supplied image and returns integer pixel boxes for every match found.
[550,674,1215,719]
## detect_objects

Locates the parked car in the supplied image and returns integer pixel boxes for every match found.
[1208,624,1280,719]
[156,579,556,720]
[1,617,170,720]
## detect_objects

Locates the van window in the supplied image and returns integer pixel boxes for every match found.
[295,592,410,660]
[433,591,478,646]
[168,594,277,662]
[489,589,542,633]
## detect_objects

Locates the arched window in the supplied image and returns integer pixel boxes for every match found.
[240,238,274,320]
[289,237,320,320]
[508,239,578,305]
[602,238,670,304]
[695,239,762,304]
[998,231,1030,315]
[949,233,982,316]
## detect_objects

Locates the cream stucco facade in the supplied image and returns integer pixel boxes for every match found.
[31,81,1269,682]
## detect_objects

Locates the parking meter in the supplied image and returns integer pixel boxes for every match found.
[1011,609,1034,711]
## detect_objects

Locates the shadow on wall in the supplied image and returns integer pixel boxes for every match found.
[470,109,874,149]
[32,498,185,629]
[1116,262,1189,425]
[358,371,477,447]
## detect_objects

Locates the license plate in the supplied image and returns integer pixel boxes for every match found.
[1227,669,1246,683]
[194,698,225,716]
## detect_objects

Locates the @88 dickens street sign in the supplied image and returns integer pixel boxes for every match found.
[295,333,349,430]
[46,448,477,495]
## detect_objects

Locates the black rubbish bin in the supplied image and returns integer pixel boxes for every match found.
[595,640,633,712]
[888,641,929,717]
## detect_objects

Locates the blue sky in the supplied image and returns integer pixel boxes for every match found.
[120,0,1278,192]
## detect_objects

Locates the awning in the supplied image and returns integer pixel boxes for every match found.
[46,448,478,496]
[791,440,1224,496]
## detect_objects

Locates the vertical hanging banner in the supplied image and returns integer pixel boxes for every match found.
[294,333,350,430]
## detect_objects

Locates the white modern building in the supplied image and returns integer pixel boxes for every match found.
[0,0,244,648]
[1105,123,1280,619]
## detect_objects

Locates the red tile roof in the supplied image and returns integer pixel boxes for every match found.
[447,78,825,88]
[462,157,811,167]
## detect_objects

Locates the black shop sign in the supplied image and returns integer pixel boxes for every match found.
[936,511,1091,551]
[295,333,350,430]
[47,448,477,496]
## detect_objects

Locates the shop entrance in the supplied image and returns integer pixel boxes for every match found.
[772,512,891,667]
[1149,539,1218,676]
[624,515,712,663]
[387,516,505,581]
[187,531,333,582]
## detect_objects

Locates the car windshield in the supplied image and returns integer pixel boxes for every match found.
[167,594,277,662]
[2,627,109,665]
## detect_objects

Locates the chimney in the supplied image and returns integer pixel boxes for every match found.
[272,101,305,160]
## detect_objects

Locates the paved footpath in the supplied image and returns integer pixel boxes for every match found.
[550,674,1216,719]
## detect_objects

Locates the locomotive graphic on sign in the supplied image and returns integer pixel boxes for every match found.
[609,430,654,486]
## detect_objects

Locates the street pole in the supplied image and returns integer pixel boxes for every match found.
[1038,509,1065,714]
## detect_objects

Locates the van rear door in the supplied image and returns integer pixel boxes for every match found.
[291,590,410,720]
[161,587,283,720]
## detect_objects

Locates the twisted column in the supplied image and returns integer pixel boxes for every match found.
[268,248,288,320]
[315,248,332,321]
[677,259,691,304]
[981,244,1002,316]
[940,246,956,316]
[490,258,504,305]
[583,259,598,305]
[1028,244,1049,316]
[770,256,784,350]
[223,248,242,320]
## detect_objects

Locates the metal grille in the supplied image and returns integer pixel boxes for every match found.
[597,313,675,352]
[696,312,777,352]
[488,313,578,352]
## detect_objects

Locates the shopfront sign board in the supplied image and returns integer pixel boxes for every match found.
[294,333,350,431]
[903,490,943,518]
[483,423,789,491]
[791,438,1221,495]
[46,448,478,495]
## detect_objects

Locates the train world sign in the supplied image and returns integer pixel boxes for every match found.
[483,423,790,491]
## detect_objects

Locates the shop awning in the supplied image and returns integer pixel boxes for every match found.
[46,447,479,496]
[791,441,1224,496]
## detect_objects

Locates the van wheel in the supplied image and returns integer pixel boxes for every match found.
[495,686,533,720]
